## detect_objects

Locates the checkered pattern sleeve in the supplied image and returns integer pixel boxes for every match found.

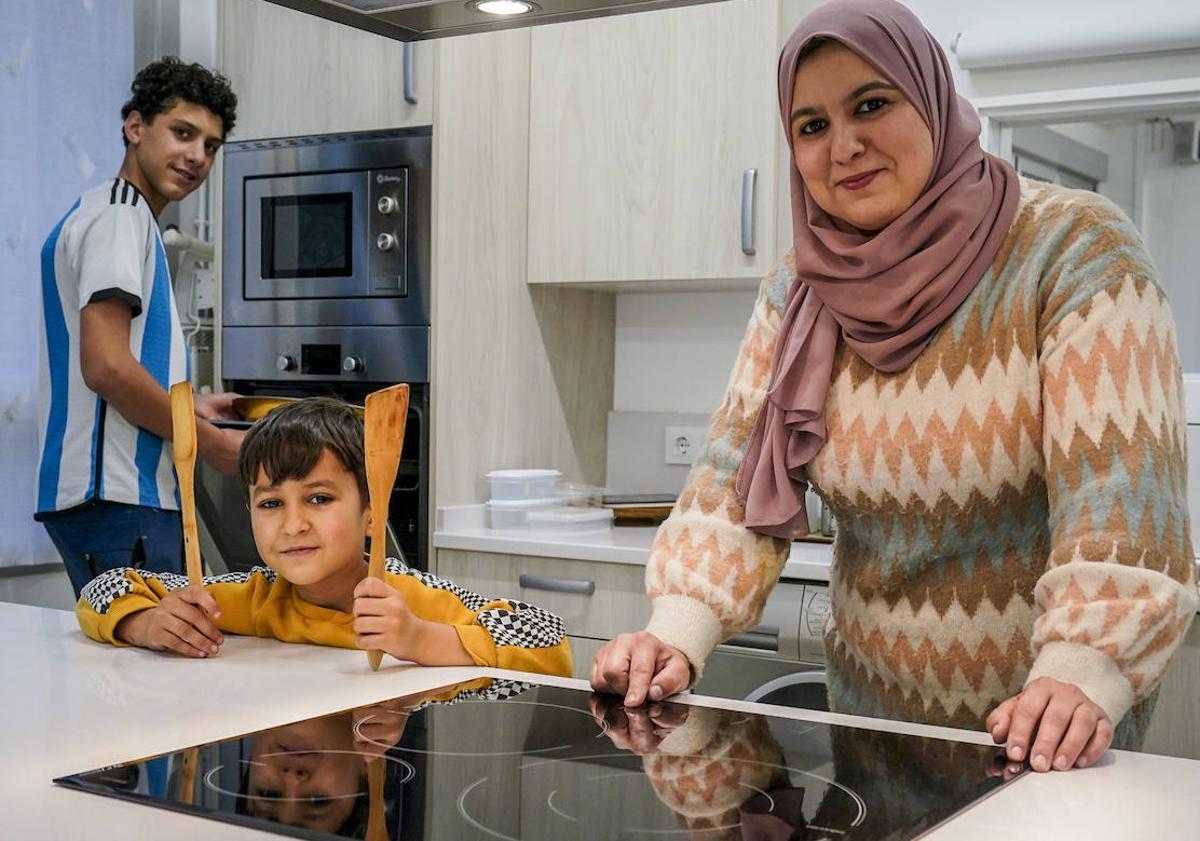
[76,566,277,646]
[384,558,573,677]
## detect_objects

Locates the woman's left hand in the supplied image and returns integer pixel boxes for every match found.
[986,677,1113,772]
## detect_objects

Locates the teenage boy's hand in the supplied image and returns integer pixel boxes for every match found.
[194,391,241,421]
[114,585,224,657]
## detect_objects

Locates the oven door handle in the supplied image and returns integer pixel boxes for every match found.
[719,624,779,653]
[519,574,595,596]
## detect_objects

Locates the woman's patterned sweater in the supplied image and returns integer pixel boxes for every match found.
[644,179,1197,740]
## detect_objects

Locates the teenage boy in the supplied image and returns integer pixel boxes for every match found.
[76,398,572,676]
[36,57,245,597]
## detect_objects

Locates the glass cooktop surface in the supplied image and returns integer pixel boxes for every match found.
[55,678,1023,841]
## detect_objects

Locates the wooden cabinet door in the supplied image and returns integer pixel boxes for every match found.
[218,0,432,140]
[527,0,782,288]
[435,549,651,640]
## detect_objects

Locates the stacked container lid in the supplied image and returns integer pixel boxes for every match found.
[485,469,613,533]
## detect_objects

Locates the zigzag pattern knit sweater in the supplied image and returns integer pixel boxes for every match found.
[644,178,1197,741]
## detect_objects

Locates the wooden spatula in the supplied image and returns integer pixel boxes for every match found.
[169,381,203,586]
[363,383,410,671]
[365,756,387,841]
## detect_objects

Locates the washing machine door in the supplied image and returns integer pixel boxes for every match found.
[744,670,829,711]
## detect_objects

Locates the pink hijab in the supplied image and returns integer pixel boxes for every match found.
[735,0,1019,539]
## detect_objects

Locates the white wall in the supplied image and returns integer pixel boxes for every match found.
[1141,116,1200,374]
[614,290,757,413]
[1045,121,1139,220]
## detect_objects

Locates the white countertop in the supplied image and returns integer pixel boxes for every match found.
[435,505,1200,608]
[3,601,1199,840]
[433,504,835,582]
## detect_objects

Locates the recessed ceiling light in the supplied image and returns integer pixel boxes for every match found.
[467,0,538,15]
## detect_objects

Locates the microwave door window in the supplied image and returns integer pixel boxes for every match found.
[261,193,353,279]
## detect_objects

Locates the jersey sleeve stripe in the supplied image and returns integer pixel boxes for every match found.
[36,201,81,514]
[133,238,174,507]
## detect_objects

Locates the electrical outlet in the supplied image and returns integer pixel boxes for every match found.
[664,425,706,465]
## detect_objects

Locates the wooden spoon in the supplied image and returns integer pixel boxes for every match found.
[365,756,388,841]
[177,746,199,805]
[363,384,410,671]
[169,381,203,586]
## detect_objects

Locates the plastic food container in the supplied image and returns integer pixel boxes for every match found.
[526,506,614,534]
[486,469,562,501]
[487,497,564,529]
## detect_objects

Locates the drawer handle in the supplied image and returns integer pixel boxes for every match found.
[519,574,595,595]
[721,624,779,653]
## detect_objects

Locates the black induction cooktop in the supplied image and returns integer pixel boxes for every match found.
[55,678,1023,841]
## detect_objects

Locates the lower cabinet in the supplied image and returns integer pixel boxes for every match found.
[435,549,649,643]
[1142,619,1200,760]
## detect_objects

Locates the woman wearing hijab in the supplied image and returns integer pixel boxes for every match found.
[591,0,1196,774]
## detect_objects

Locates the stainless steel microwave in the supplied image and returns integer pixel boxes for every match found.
[245,166,409,298]
[222,127,431,334]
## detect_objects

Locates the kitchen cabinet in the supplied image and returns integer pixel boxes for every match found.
[436,548,648,651]
[430,30,614,512]
[217,0,433,140]
[526,0,815,290]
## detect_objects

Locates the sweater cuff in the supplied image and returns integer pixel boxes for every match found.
[656,706,721,756]
[455,624,498,667]
[644,595,725,683]
[1025,641,1135,724]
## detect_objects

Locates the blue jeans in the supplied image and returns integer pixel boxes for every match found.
[40,501,183,597]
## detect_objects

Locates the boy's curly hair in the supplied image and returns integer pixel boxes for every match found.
[120,56,238,146]
[238,397,368,505]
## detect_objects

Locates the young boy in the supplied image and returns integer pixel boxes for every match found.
[37,56,245,597]
[76,398,572,676]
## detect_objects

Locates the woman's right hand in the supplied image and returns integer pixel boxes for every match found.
[590,631,691,707]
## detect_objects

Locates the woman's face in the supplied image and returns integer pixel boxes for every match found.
[789,42,934,231]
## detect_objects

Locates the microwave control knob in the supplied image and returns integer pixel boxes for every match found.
[275,354,296,372]
[342,355,365,374]
[377,195,399,215]
[376,232,397,251]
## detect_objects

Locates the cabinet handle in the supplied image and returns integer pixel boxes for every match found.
[403,43,417,105]
[720,624,778,652]
[741,167,757,256]
[519,574,595,595]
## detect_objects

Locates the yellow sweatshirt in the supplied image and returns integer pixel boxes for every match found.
[77,557,572,677]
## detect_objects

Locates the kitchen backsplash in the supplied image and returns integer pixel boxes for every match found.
[605,410,711,495]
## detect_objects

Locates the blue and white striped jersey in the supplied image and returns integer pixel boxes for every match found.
[35,178,188,517]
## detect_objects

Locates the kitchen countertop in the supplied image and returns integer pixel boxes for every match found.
[435,505,1200,608]
[3,601,1199,840]
[433,504,835,582]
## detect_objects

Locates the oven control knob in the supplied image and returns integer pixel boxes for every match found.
[376,232,397,251]
[275,354,296,372]
[342,355,365,373]
[377,195,399,215]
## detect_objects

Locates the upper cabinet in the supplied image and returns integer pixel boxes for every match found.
[218,0,433,141]
[527,0,806,290]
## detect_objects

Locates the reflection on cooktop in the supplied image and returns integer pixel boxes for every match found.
[55,677,1023,840]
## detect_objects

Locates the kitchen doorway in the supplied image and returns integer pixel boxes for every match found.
[978,85,1200,407]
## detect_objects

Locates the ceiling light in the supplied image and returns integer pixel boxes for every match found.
[467,0,538,15]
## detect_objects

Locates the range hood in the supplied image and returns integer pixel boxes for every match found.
[264,0,721,41]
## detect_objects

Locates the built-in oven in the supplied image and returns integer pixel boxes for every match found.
[205,127,433,573]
